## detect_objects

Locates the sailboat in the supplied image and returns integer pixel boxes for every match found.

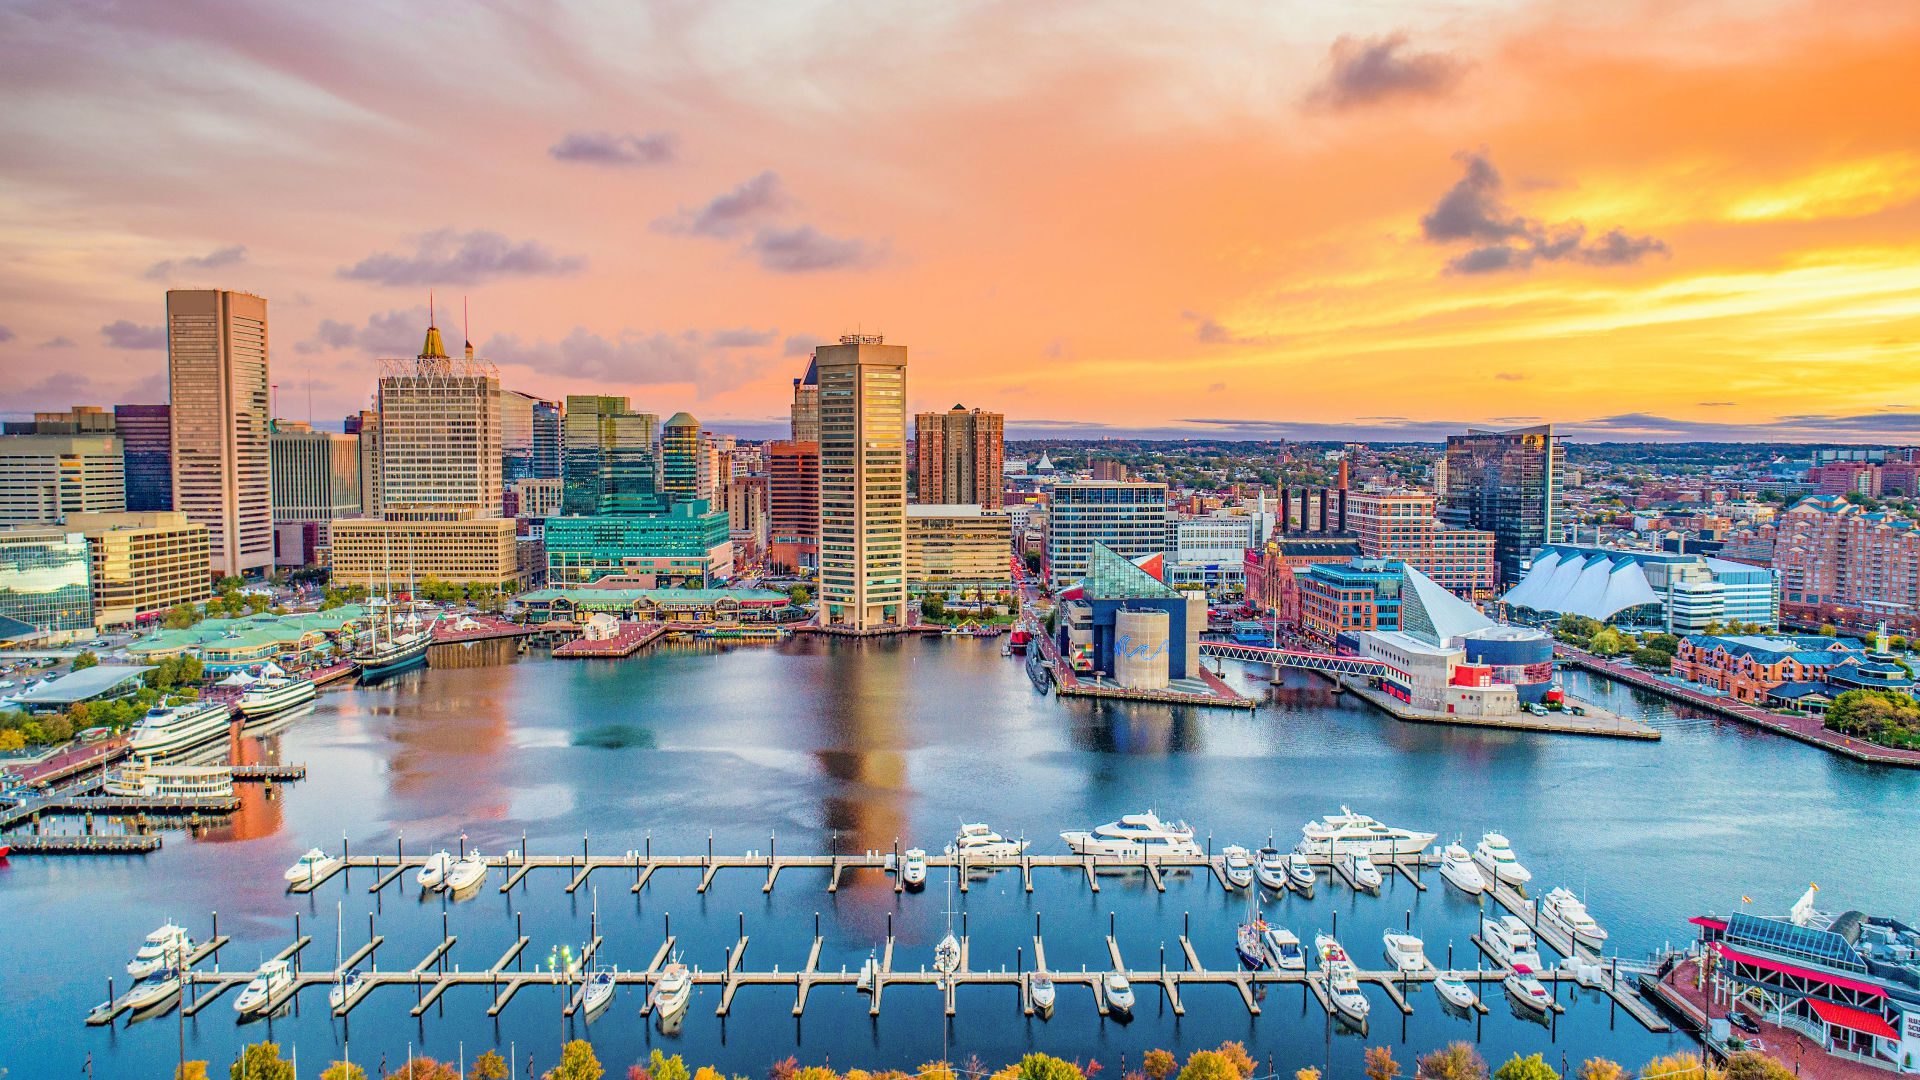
[933,869,961,975]
[354,531,430,680]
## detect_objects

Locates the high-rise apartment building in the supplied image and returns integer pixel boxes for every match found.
[790,358,820,443]
[563,395,660,515]
[1045,481,1168,590]
[64,511,212,629]
[816,335,908,630]
[115,404,172,511]
[167,288,272,577]
[1439,424,1562,586]
[0,434,126,524]
[661,412,701,504]
[1772,494,1920,627]
[1345,491,1498,597]
[914,405,1004,509]
[767,440,820,573]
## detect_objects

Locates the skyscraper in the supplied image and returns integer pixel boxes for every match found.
[790,358,820,442]
[500,389,540,483]
[167,289,272,577]
[816,334,907,631]
[1439,424,1563,586]
[914,404,1004,508]
[661,412,700,504]
[114,404,172,511]
[269,423,361,566]
[531,398,562,480]
[562,395,660,515]
[767,440,820,573]
[1046,481,1168,590]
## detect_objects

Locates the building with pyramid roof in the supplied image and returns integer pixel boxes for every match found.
[1054,542,1205,688]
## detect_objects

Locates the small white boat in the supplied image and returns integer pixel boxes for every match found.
[443,850,488,894]
[415,851,455,891]
[934,933,961,975]
[283,847,340,884]
[1434,974,1479,1010]
[1030,970,1056,1014]
[128,922,195,978]
[123,967,183,1012]
[328,968,366,1010]
[1504,964,1553,1014]
[580,969,615,1019]
[947,823,1029,861]
[1474,832,1532,888]
[1286,852,1316,893]
[1221,845,1255,889]
[1062,811,1203,859]
[1540,887,1608,951]
[1439,842,1487,895]
[1482,914,1543,969]
[1383,931,1429,973]
[902,847,928,890]
[1103,971,1135,1014]
[1338,851,1382,892]
[1253,846,1288,891]
[651,959,692,1021]
[1263,926,1305,972]
[1314,933,1371,1024]
[233,959,293,1015]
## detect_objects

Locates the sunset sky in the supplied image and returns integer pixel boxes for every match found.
[2,0,1918,441]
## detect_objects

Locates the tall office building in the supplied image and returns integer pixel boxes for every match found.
[344,408,381,514]
[500,389,540,484]
[270,423,362,566]
[531,398,562,480]
[767,440,820,573]
[914,405,1004,508]
[4,406,117,435]
[115,404,172,511]
[1045,481,1169,590]
[563,395,660,515]
[661,412,701,504]
[0,434,126,524]
[1439,423,1562,586]
[815,335,908,631]
[790,358,820,442]
[167,289,272,577]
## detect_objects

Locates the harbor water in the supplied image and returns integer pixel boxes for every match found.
[3,636,1917,1078]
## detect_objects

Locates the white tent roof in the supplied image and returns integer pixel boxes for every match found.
[1502,551,1660,621]
[258,661,286,678]
[1502,549,1561,610]
[218,671,258,687]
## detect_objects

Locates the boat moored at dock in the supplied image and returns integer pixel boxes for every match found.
[1338,850,1382,892]
[1253,846,1287,890]
[1102,971,1134,1015]
[443,850,488,894]
[1314,933,1372,1025]
[1474,832,1532,889]
[233,959,292,1015]
[1540,886,1608,950]
[1383,931,1429,973]
[901,848,928,889]
[580,969,616,1018]
[415,850,454,891]
[235,677,316,719]
[1221,844,1255,888]
[947,823,1028,860]
[127,923,194,978]
[104,762,234,799]
[1062,811,1203,859]
[1263,925,1305,971]
[1435,974,1479,1010]
[1298,807,1436,857]
[1440,842,1487,895]
[1504,964,1554,1014]
[1482,914,1543,969]
[1286,852,1316,894]
[283,848,340,885]
[126,702,232,757]
[1030,970,1056,1014]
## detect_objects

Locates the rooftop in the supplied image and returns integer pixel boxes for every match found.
[10,664,154,706]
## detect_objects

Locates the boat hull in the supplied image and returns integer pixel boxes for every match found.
[237,681,317,718]
[356,644,428,681]
[127,708,232,757]
[1440,859,1485,894]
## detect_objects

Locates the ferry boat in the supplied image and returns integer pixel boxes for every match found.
[1504,964,1554,1014]
[126,702,232,757]
[284,847,341,884]
[651,958,693,1023]
[128,922,195,978]
[234,959,293,1015]
[1383,931,1430,973]
[947,822,1028,860]
[1102,971,1135,1015]
[1540,887,1608,950]
[1481,914,1543,969]
[901,847,928,890]
[580,969,616,1019]
[1221,845,1255,889]
[104,762,233,799]
[1473,832,1532,888]
[1297,807,1436,857]
[1263,925,1306,971]
[1062,811,1203,859]
[1254,847,1288,891]
[236,677,316,718]
[1314,933,1372,1024]
[415,850,455,891]
[1286,852,1316,894]
[1439,841,1487,895]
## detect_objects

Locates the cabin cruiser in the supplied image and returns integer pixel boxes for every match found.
[651,958,692,1022]
[901,848,928,890]
[947,823,1028,860]
[580,969,616,1019]
[1237,914,1271,969]
[1286,852,1317,893]
[1540,887,1608,950]
[127,702,231,757]
[1383,932,1430,974]
[1482,915,1543,969]
[1338,851,1382,892]
[128,922,195,978]
[1254,847,1288,891]
[328,968,366,1010]
[415,850,455,891]
[1439,842,1487,895]
[1314,934,1371,1024]
[236,677,316,719]
[1504,965,1553,1014]
[1062,811,1203,859]
[1030,970,1056,1015]
[234,959,293,1015]
[1102,971,1135,1015]
[284,847,340,884]
[1473,833,1532,888]
[1221,845,1255,889]
[444,850,489,894]
[1434,974,1479,1010]
[1298,808,1436,857]
[106,763,233,799]
[1263,926,1306,972]
[122,967,183,1012]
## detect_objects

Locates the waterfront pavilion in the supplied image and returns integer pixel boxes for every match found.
[10,664,154,714]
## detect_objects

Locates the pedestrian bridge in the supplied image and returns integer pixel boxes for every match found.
[1197,641,1387,678]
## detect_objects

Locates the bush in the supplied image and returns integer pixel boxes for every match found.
[71,650,99,671]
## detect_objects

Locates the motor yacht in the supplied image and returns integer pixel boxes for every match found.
[444,850,489,894]
[1338,851,1382,892]
[283,847,340,885]
[1221,845,1255,889]
[1473,833,1532,889]
[651,958,692,1022]
[128,922,195,978]
[328,968,366,1010]
[1481,915,1543,969]
[415,850,455,891]
[1262,925,1305,972]
[1102,971,1135,1015]
[1237,914,1270,969]
[580,969,616,1019]
[122,967,183,1013]
[1062,811,1203,859]
[236,677,316,719]
[1383,932,1430,973]
[902,847,928,890]
[1504,965,1553,1014]
[1286,852,1316,894]
[1540,887,1608,951]
[1030,970,1056,1015]
[233,959,293,1015]
[1439,842,1487,895]
[1434,974,1478,1010]
[1314,934,1371,1024]
[127,702,231,757]
[947,823,1028,861]
[1298,808,1436,857]
[1253,847,1288,891]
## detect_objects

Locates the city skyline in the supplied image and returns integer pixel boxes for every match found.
[2,2,1918,442]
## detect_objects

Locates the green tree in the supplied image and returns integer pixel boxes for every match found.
[71,650,99,671]
[921,594,948,620]
[1631,647,1674,671]
[545,1040,605,1080]
[231,1041,296,1080]
[1493,1055,1559,1080]
[1824,688,1920,749]
[1366,1047,1403,1080]
[648,1050,690,1080]
[1721,1054,1792,1080]
[1175,1052,1238,1080]
[164,603,203,628]
[788,585,812,605]
[1015,1055,1084,1080]
[1416,1043,1490,1080]
[178,1064,212,1080]
[1588,628,1629,657]
[473,1050,509,1080]
[320,1063,368,1080]
[1142,1051,1177,1080]
[1818,623,1838,636]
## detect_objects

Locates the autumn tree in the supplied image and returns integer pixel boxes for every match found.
[231,1042,295,1080]
[1143,1051,1177,1080]
[1212,1043,1254,1080]
[647,1051,691,1080]
[177,1065,212,1080]
[1637,1055,1719,1080]
[545,1041,606,1080]
[1721,1054,1792,1080]
[1296,1070,1321,1080]
[1576,1062,1624,1080]
[1366,1046,1403,1080]
[1417,1043,1490,1080]
[320,1063,368,1080]
[473,1051,510,1080]
[1175,1052,1239,1080]
[1493,1055,1559,1080]
[396,1059,459,1080]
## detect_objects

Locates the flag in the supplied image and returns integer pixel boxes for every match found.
[1810,882,1819,891]
[1742,896,1752,904]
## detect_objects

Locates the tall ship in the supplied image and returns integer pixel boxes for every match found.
[236,676,316,718]
[353,605,430,680]
[1062,811,1203,858]
[104,762,234,799]
[126,702,232,757]
[1296,807,1436,857]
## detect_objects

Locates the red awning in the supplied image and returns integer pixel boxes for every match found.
[1808,998,1898,1040]
[1690,916,1728,931]
[1713,944,1886,998]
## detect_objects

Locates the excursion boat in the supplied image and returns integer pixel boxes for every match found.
[328,968,367,1010]
[127,702,232,757]
[1030,970,1056,1015]
[1338,851,1382,892]
[947,823,1028,860]
[1298,808,1437,857]
[580,969,616,1019]
[443,850,489,894]
[284,847,341,884]
[1263,925,1305,971]
[1062,811,1203,859]
[902,848,928,890]
[1504,964,1554,1014]
[128,923,195,978]
[1383,932,1430,974]
[1439,842,1487,895]
[105,763,233,799]
[1102,971,1135,1015]
[236,677,316,719]
[1539,887,1608,950]
[122,967,184,1013]
[1473,833,1532,888]
[1286,852,1316,894]
[1482,914,1543,969]
[1253,847,1288,891]
[415,850,455,891]
[1221,845,1256,889]
[651,958,693,1022]
[234,959,294,1015]
[1314,933,1371,1024]
[1434,974,1479,1010]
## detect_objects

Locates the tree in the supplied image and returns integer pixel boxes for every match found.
[71,650,99,671]
[1636,1056,1717,1080]
[1141,1051,1176,1080]
[788,585,811,605]
[1416,1043,1489,1080]
[321,1063,369,1080]
[1824,688,1920,749]
[231,1042,296,1080]
[1588,628,1629,657]
[473,1051,510,1080]
[1721,1053,1793,1080]
[395,1060,459,1080]
[1493,1056,1559,1080]
[1366,1047,1403,1080]
[178,1065,212,1080]
[544,1041,605,1080]
[1818,623,1838,637]
[0,729,24,752]
[1630,647,1674,671]
[647,1051,690,1080]
[1575,1062,1623,1080]
[1213,1043,1254,1080]
[1295,1071,1321,1080]
[1016,1055,1085,1080]
[1174,1052,1238,1080]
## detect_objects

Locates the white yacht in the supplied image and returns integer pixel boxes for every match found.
[1383,932,1430,973]
[1253,847,1288,891]
[415,850,455,891]
[651,958,692,1022]
[1439,842,1487,895]
[947,823,1028,860]
[1473,833,1532,888]
[1338,851,1382,892]
[1314,934,1371,1024]
[1263,926,1306,972]
[123,967,184,1012]
[580,969,615,1019]
[1030,970,1056,1015]
[1286,852,1316,893]
[127,702,232,757]
[1221,845,1255,889]
[105,763,234,799]
[444,850,489,894]
[284,847,340,884]
[1062,811,1203,859]
[128,922,196,978]
[1540,887,1608,950]
[1434,974,1479,1010]
[934,932,961,975]
[901,847,928,890]
[1504,964,1553,1014]
[1102,971,1135,1015]
[1298,808,1436,857]
[328,968,366,1011]
[1482,914,1543,969]
[233,959,293,1015]
[236,677,316,719]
